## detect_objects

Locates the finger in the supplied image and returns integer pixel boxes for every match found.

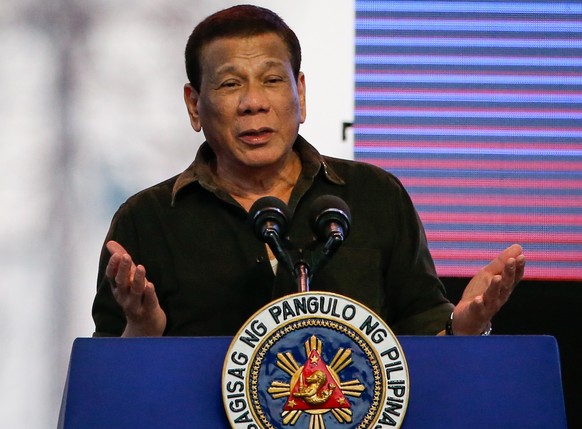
[106,240,129,256]
[467,294,485,314]
[130,265,147,296]
[114,253,135,289]
[105,240,134,288]
[483,244,523,276]
[482,274,503,313]
[120,265,148,316]
[498,256,522,302]
[500,257,517,287]
[141,281,160,311]
[105,252,122,283]
[466,297,493,330]
[515,254,526,283]
[505,243,524,259]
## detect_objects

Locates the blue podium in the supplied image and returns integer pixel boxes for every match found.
[58,336,566,429]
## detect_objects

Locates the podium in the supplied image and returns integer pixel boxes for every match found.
[58,336,567,429]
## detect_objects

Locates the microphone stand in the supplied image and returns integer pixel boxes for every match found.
[249,195,350,295]
[294,259,310,293]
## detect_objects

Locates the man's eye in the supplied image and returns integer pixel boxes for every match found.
[266,77,284,84]
[221,81,238,88]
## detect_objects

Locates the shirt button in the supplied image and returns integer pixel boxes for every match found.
[256,256,265,263]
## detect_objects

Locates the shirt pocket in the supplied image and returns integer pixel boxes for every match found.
[312,246,384,315]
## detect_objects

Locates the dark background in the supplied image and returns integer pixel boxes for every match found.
[444,278,581,428]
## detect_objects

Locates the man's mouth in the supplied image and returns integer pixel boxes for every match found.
[239,128,273,144]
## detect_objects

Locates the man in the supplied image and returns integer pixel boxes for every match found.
[92,5,525,338]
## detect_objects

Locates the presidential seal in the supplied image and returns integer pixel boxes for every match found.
[222,292,409,429]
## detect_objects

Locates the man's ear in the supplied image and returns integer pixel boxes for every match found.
[184,84,202,132]
[297,72,307,124]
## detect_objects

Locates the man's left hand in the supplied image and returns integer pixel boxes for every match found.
[452,244,526,335]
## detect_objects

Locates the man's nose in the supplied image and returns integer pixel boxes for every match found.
[238,82,270,114]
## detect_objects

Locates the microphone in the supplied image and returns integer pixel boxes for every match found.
[310,195,351,258]
[249,196,294,274]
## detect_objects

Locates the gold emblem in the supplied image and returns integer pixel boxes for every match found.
[267,335,365,428]
[223,292,409,428]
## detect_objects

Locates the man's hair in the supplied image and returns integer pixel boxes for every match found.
[185,4,302,92]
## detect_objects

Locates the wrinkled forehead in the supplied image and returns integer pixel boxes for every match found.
[199,34,294,78]
[200,33,291,62]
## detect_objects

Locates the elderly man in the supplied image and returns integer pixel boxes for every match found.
[92,4,525,338]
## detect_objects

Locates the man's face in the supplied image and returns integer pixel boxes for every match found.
[184,33,306,174]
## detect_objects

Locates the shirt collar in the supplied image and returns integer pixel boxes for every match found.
[171,135,345,206]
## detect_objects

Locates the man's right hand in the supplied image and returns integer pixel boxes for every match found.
[105,240,167,336]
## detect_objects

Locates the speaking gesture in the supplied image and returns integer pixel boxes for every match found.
[449,244,526,335]
[105,240,167,336]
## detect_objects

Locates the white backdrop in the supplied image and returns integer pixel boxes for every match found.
[0,1,354,427]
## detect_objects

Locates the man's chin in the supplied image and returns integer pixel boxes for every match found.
[239,150,290,169]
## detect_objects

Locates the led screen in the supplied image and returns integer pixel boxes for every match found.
[354,1,582,280]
